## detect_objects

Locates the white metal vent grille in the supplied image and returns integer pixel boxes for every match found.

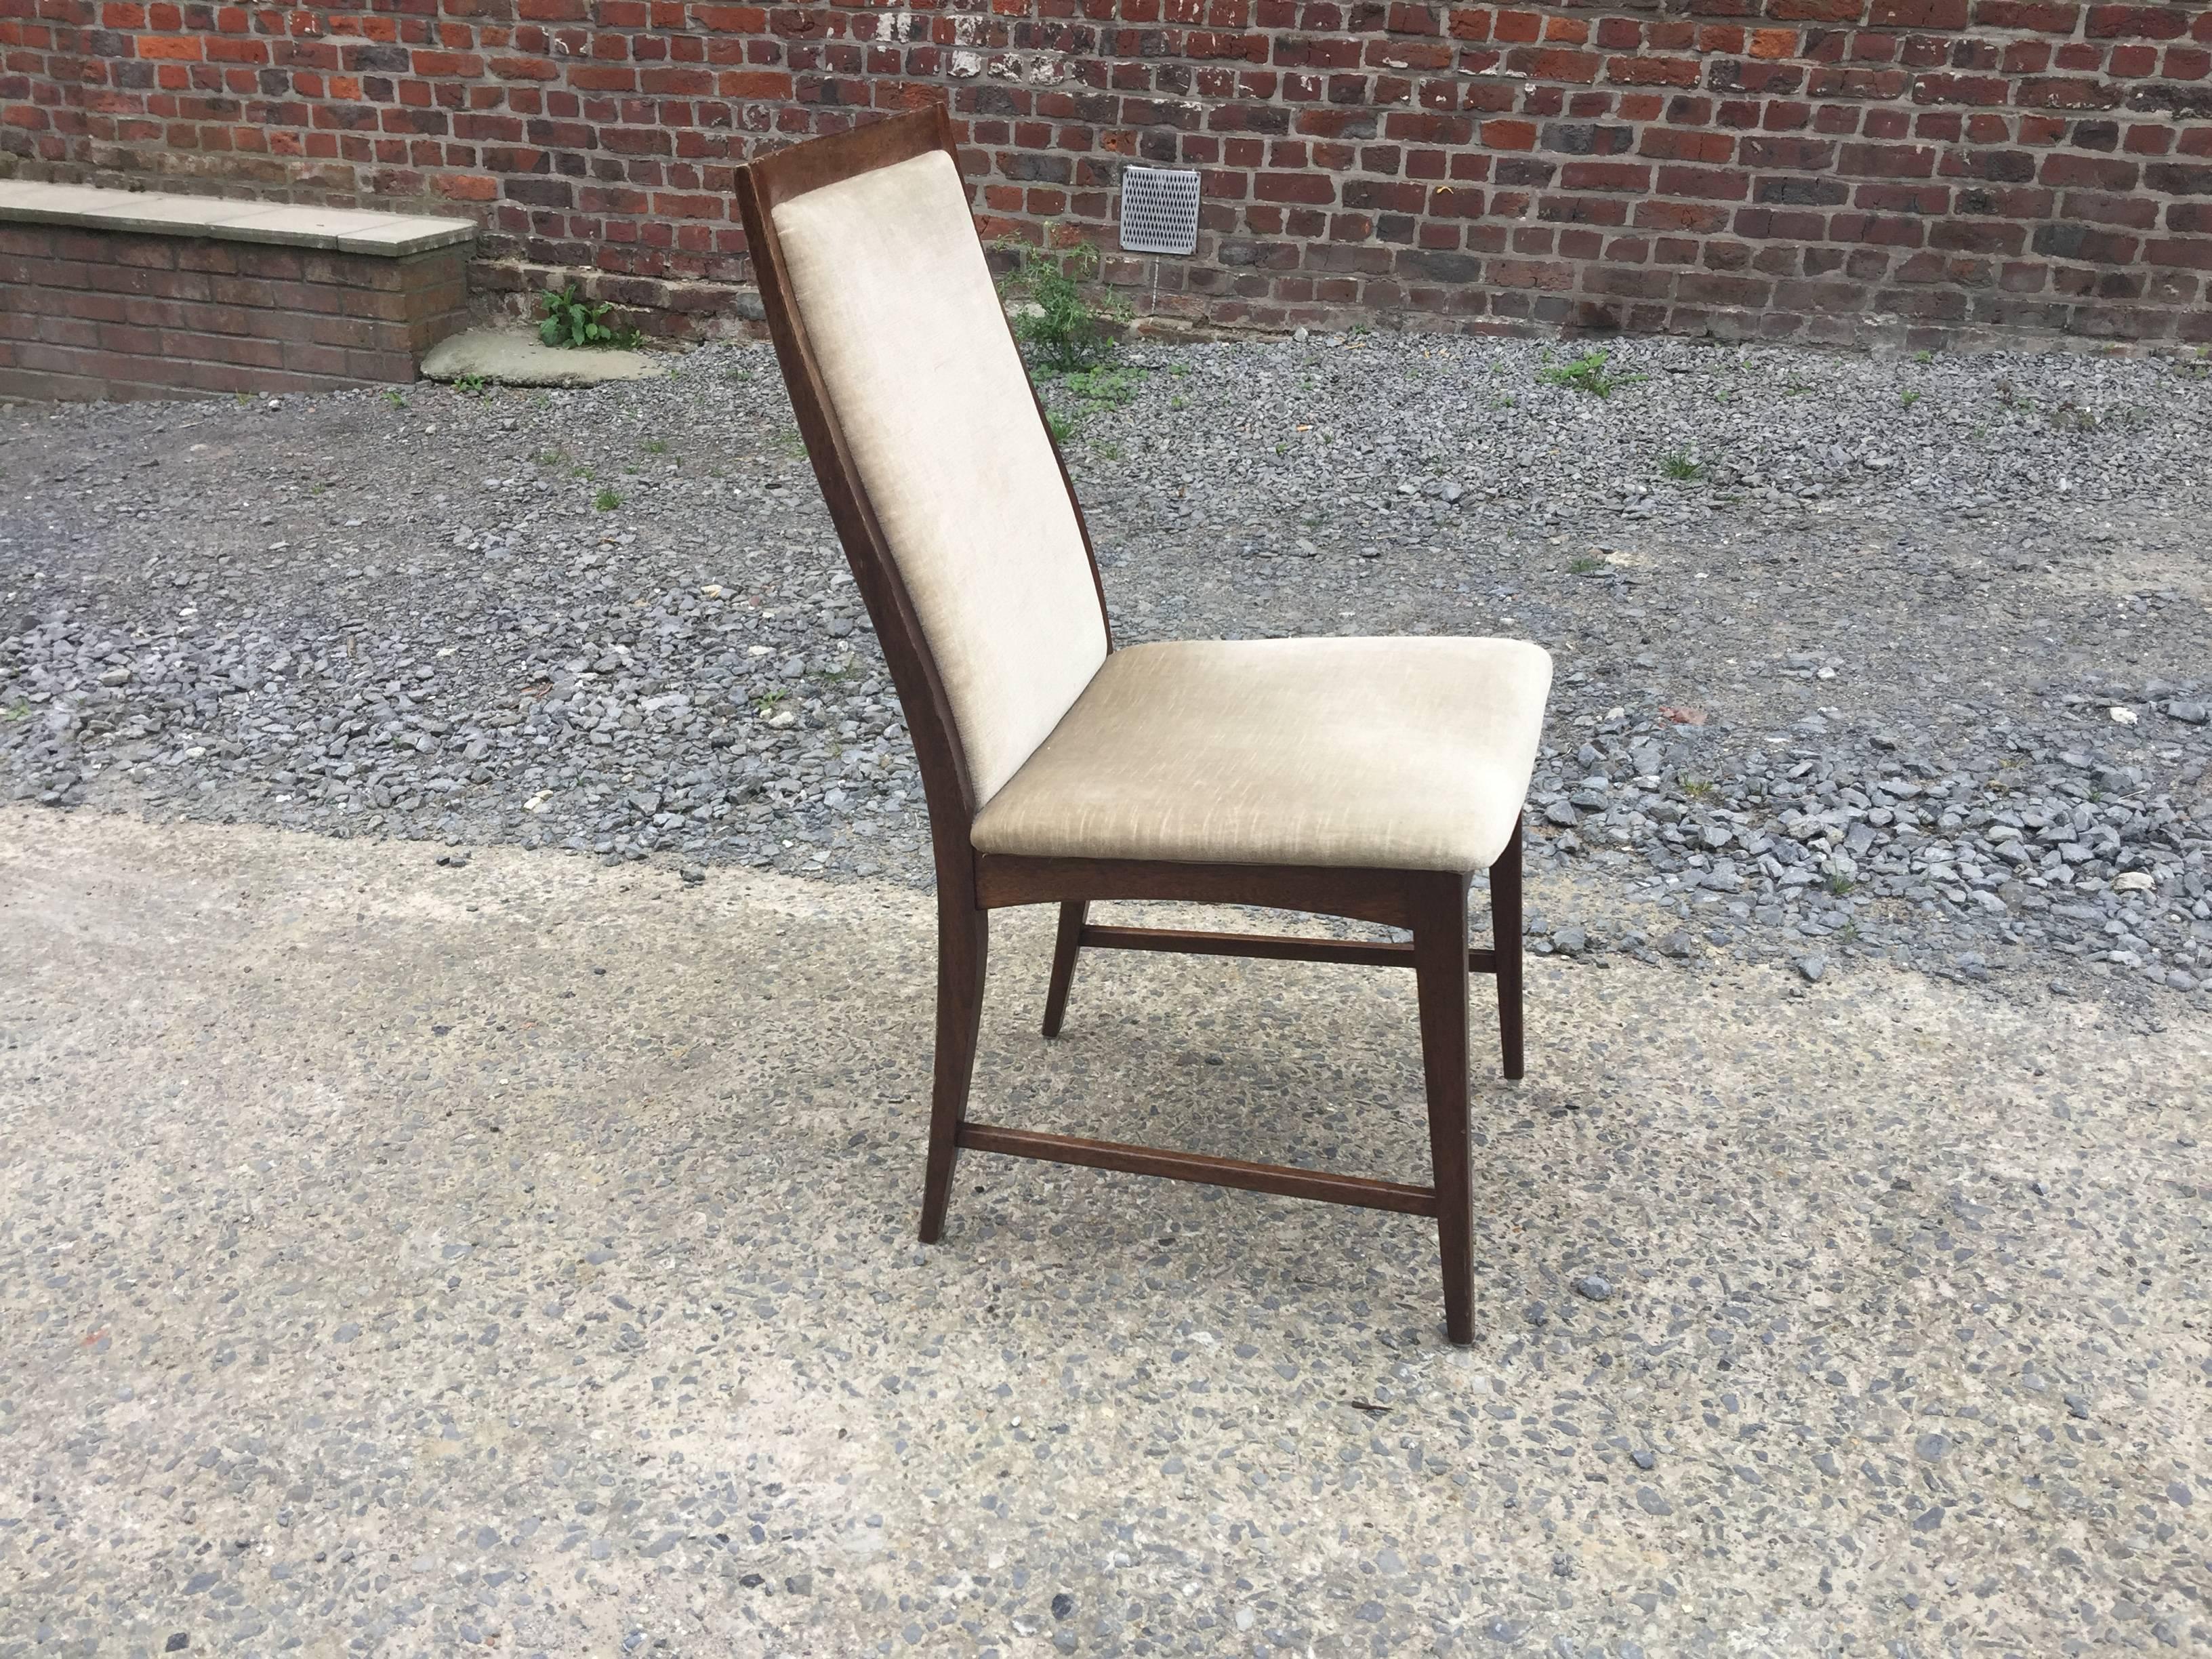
[1119,167,1200,256]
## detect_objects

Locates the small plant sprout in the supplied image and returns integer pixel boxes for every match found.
[453,373,487,395]
[1900,389,1923,409]
[643,438,669,455]
[1060,365,1145,406]
[1538,350,1645,398]
[1660,453,1702,481]
[593,487,621,512]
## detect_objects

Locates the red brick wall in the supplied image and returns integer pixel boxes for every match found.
[3,1,2209,348]
[0,230,469,399]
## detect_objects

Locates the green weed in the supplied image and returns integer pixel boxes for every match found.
[997,237,1126,372]
[537,283,643,350]
[1060,365,1145,406]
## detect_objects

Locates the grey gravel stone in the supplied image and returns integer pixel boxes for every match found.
[1572,1274,1611,1302]
[5,337,2208,1015]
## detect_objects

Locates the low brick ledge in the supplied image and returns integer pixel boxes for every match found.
[0,182,476,404]
[0,180,474,257]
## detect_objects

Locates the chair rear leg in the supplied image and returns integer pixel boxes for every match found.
[919,901,989,1244]
[1413,873,1476,1347]
[1490,815,1525,1082]
[1041,899,1086,1038]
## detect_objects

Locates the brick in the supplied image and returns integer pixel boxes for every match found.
[1973,1,2079,28]
[2085,5,2189,39]
[1870,0,1969,26]
[2031,221,2140,260]
[2145,237,2212,268]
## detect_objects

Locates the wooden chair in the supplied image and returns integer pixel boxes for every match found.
[735,106,1552,1345]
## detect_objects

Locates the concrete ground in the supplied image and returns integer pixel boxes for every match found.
[1,806,2206,1658]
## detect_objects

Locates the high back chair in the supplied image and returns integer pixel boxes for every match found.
[735,105,1552,1345]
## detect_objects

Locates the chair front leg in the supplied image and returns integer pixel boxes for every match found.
[918,899,989,1244]
[1490,814,1525,1082]
[1412,872,1475,1347]
[1041,899,1086,1037]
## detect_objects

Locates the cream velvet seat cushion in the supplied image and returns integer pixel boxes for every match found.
[971,637,1553,874]
[772,149,1107,804]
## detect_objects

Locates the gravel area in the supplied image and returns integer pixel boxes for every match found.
[4,334,2210,1010]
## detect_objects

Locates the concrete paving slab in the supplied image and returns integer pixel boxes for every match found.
[422,326,668,388]
[0,178,475,255]
[38,189,266,236]
[0,182,144,224]
[0,808,2205,1655]
[327,216,478,256]
[218,203,463,253]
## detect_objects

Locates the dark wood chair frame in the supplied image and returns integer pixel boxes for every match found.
[735,104,1527,1345]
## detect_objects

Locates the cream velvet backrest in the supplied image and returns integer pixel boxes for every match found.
[771,149,1109,807]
